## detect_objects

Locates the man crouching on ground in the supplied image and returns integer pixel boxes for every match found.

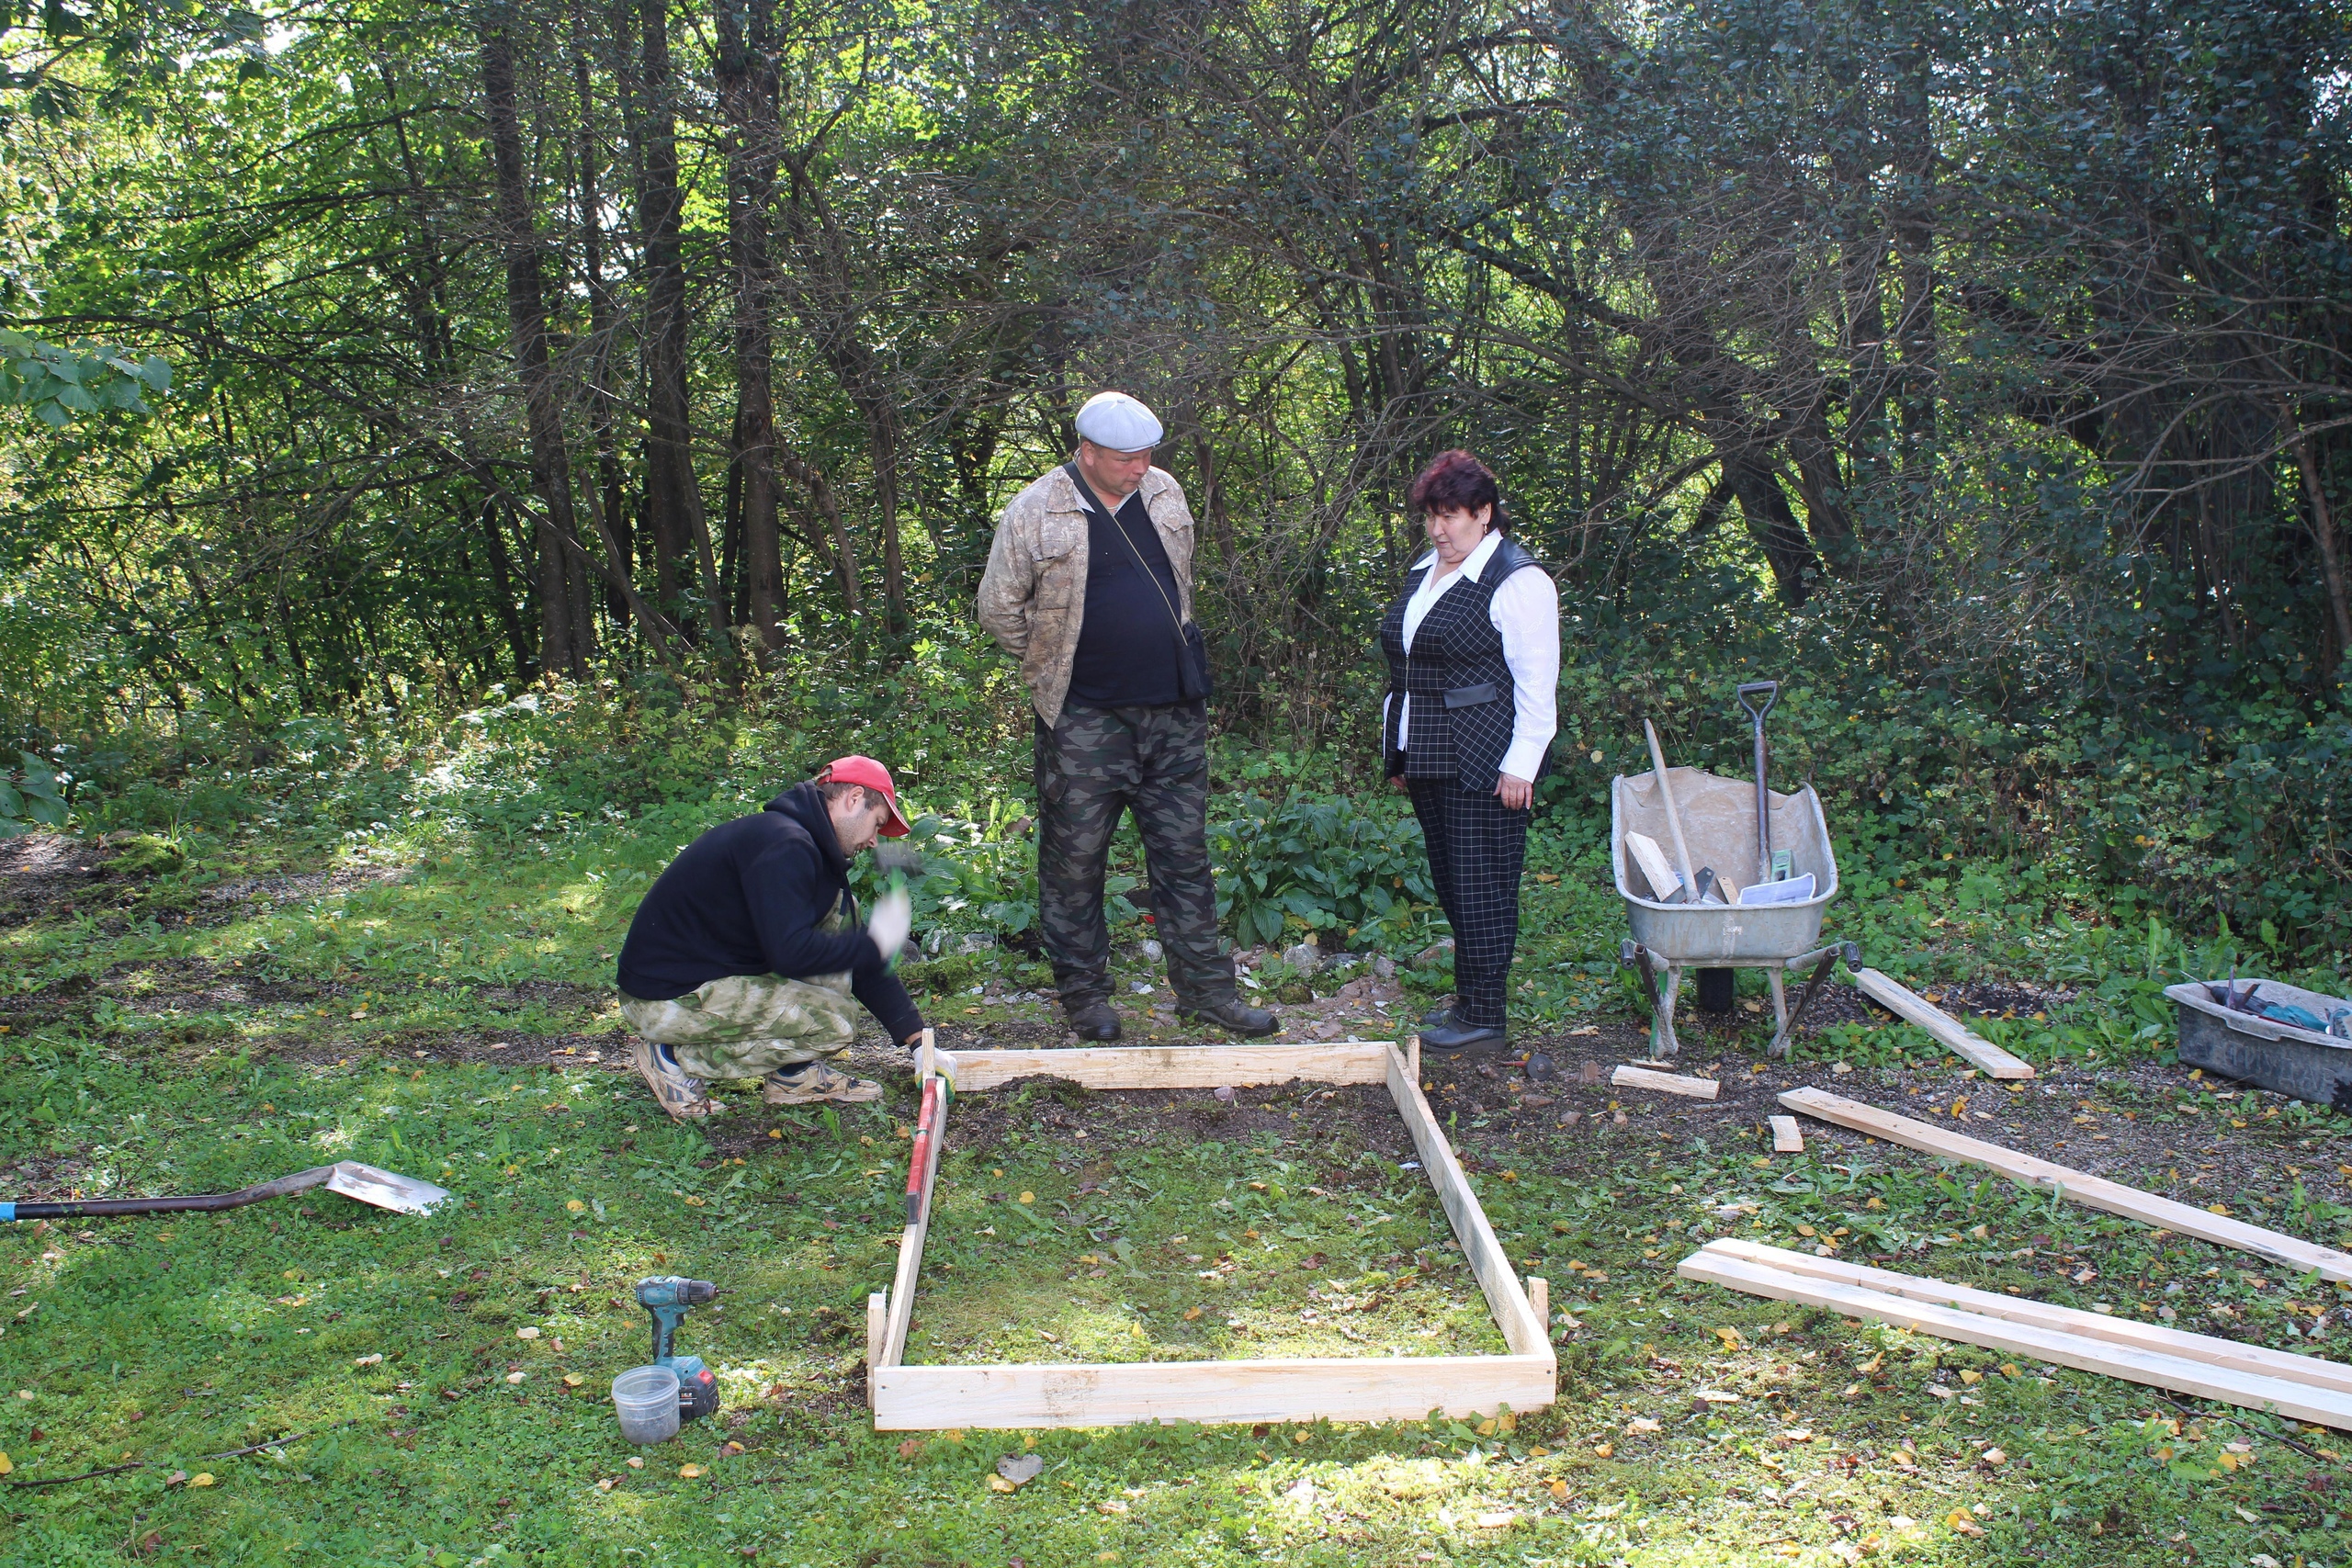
[615,756,922,1119]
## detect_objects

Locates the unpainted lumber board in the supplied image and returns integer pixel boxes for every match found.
[879,1089,950,1370]
[1611,1065,1720,1100]
[1696,1239,2352,1394]
[1851,968,2036,1079]
[865,1293,888,1408]
[1385,1045,1555,1362]
[936,1040,1391,1092]
[1769,1115,1804,1154]
[1678,1246,2352,1430]
[1781,1087,2352,1284]
[872,1354,1558,1431]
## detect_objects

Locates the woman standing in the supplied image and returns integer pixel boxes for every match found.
[1381,450,1559,1052]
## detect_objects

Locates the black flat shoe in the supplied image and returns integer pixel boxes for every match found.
[1066,999,1122,1042]
[1418,1010,1506,1053]
[1178,998,1279,1038]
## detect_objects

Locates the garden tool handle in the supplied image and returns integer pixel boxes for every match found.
[1736,681,1779,719]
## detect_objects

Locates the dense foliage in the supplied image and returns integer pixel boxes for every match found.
[4,0,2350,951]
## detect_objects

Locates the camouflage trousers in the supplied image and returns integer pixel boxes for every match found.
[618,971,858,1080]
[1035,700,1237,1010]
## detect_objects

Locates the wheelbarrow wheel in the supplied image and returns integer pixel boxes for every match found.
[1696,966,1735,1014]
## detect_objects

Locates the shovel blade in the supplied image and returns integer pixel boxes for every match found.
[324,1161,452,1215]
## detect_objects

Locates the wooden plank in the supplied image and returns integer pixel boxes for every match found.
[1625,830,1680,903]
[1769,1115,1804,1154]
[1611,1065,1720,1100]
[1852,968,2036,1079]
[865,1292,888,1408]
[1781,1088,2352,1284]
[1385,1044,1555,1362]
[878,1089,950,1370]
[936,1040,1392,1092]
[1677,1246,2352,1430]
[873,1354,1557,1431]
[1695,1240,2352,1395]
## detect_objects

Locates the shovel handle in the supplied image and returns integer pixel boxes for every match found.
[1736,681,1779,719]
[905,1077,941,1224]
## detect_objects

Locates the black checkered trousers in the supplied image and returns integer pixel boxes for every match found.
[1380,536,1552,1029]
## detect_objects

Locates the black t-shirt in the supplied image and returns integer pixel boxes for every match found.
[1066,482,1185,708]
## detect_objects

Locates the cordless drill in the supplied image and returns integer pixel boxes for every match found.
[636,1276,719,1422]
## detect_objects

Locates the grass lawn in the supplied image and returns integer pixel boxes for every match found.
[3,804,2350,1568]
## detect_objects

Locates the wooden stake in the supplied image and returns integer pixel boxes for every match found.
[1642,719,1701,900]
[1781,1087,2352,1283]
[1611,1065,1720,1100]
[933,1040,1391,1092]
[1851,968,2034,1079]
[1769,1114,1804,1153]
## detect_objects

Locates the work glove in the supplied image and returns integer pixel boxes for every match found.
[867,884,912,964]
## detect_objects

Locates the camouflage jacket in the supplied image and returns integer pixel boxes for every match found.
[977,463,1198,728]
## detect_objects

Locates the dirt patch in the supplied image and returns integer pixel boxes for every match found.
[0,830,128,928]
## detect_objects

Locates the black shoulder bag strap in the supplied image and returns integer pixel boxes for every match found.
[1062,462,1214,701]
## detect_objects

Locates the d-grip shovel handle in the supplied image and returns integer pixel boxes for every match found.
[1736,681,1779,720]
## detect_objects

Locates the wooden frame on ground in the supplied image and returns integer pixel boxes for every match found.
[864,1033,1557,1430]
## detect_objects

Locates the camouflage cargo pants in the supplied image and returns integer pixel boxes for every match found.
[1035,700,1237,1010]
[618,971,859,1080]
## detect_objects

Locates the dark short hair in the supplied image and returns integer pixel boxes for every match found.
[1409,449,1509,533]
[817,778,888,814]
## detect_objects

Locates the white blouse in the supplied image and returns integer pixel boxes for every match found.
[1385,530,1560,783]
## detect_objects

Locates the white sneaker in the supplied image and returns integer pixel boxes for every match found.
[632,1040,716,1122]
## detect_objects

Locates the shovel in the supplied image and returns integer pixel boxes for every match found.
[1,1161,451,1223]
[1736,682,1780,885]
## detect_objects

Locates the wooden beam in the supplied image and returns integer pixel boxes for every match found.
[865,1292,888,1408]
[1678,1245,2352,1430]
[1692,1240,2352,1395]
[935,1040,1392,1092]
[878,1088,950,1370]
[1386,1044,1554,1361]
[873,1354,1558,1431]
[1770,1115,1804,1154]
[1611,1065,1720,1100]
[1851,968,2035,1079]
[1781,1088,2352,1283]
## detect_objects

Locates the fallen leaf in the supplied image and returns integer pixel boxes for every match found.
[164,1470,187,1487]
[1959,1368,1981,1384]
[1593,1442,1614,1458]
[1946,1508,1983,1537]
[626,1457,645,1470]
[516,1326,541,1340]
[1183,1306,1204,1321]
[562,1373,584,1388]
[996,1453,1045,1486]
[679,1463,705,1478]
[986,1473,1018,1493]
[353,1353,383,1368]
[1019,1191,1035,1204]
[189,1473,215,1488]
[898,1438,924,1460]
[1549,1479,1569,1500]
[1982,1447,2007,1465]
[0,1452,9,1477]
[504,1371,526,1384]
[1627,1417,1662,1434]
[1714,1326,1742,1350]
[1475,1510,1517,1529]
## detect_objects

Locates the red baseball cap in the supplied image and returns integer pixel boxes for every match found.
[818,755,910,837]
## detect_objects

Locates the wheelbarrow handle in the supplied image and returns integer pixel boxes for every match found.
[1736,681,1779,719]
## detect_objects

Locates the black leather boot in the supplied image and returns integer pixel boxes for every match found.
[1065,998,1122,1042]
[1178,998,1279,1038]
[1418,1007,1506,1053]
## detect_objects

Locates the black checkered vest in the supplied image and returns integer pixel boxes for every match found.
[1380,535,1549,792]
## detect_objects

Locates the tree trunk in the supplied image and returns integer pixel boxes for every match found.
[573,13,632,636]
[480,21,588,680]
[1889,25,1937,511]
[718,0,786,657]
[2286,416,2352,669]
[637,0,725,636]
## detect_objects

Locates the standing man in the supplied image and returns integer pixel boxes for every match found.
[616,757,922,1119]
[978,391,1275,1043]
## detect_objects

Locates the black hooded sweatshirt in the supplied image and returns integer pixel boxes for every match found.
[615,782,924,1043]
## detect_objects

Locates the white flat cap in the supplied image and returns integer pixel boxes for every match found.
[1074,391,1163,452]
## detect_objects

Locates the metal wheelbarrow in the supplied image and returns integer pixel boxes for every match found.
[1611,767,1854,1058]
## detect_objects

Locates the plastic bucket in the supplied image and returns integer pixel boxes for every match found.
[611,1365,681,1445]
